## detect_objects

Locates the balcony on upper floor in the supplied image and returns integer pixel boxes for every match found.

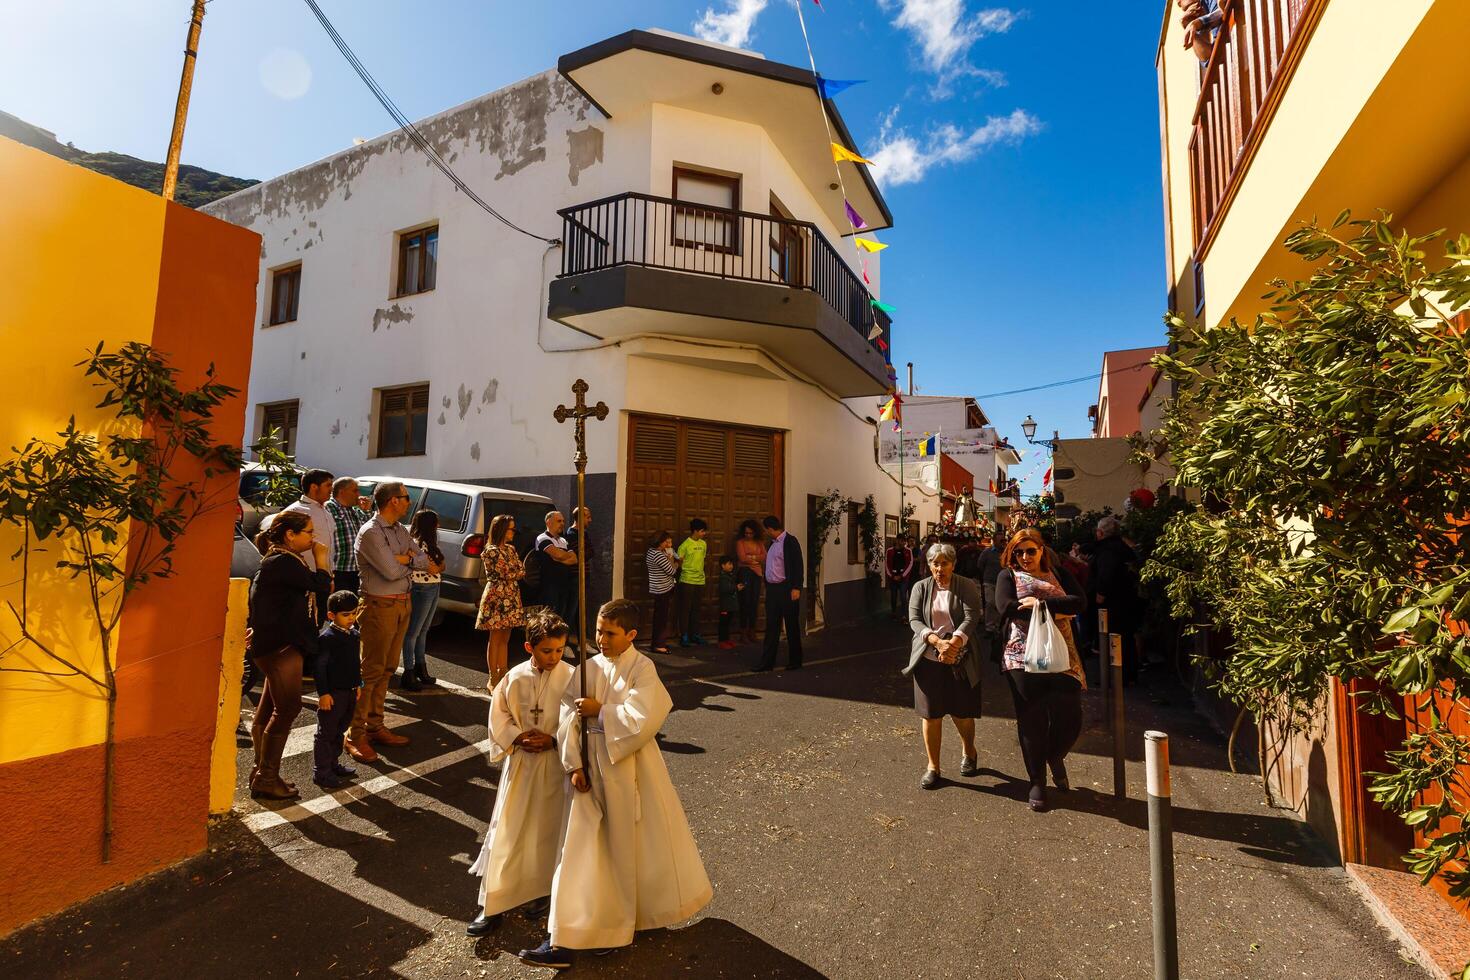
[547,191,893,397]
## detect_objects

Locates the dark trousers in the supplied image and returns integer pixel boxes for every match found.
[1004,669,1083,789]
[334,570,361,595]
[251,646,304,740]
[736,569,762,630]
[313,689,356,779]
[888,579,911,619]
[678,582,704,640]
[650,590,674,649]
[719,611,733,643]
[759,587,803,669]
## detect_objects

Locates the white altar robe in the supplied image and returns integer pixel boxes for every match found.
[469,659,574,915]
[549,648,712,949]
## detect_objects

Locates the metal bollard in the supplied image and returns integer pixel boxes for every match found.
[1111,633,1126,798]
[1145,731,1180,980]
[1098,608,1111,733]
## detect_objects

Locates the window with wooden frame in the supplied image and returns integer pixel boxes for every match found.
[260,400,299,457]
[768,193,805,286]
[376,384,430,458]
[396,225,438,297]
[268,265,301,325]
[672,167,739,253]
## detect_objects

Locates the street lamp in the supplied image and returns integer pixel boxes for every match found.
[1020,414,1060,450]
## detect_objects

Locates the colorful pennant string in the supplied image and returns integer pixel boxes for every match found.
[871,299,896,313]
[831,142,874,166]
[844,199,868,230]
[876,338,888,351]
[867,323,884,341]
[854,238,888,253]
[816,76,864,99]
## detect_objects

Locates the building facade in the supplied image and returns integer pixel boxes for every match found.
[204,29,938,627]
[1158,0,1470,938]
[1088,346,1165,438]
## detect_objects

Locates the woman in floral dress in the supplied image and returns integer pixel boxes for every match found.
[476,513,525,689]
[995,527,1088,812]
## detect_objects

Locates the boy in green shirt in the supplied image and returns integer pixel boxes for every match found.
[676,519,708,647]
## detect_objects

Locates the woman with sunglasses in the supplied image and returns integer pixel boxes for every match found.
[995,528,1088,812]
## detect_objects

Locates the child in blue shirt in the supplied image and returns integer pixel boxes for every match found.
[314,590,365,789]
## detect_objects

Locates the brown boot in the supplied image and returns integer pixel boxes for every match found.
[249,725,263,785]
[251,734,300,801]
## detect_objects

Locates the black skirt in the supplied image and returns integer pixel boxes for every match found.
[912,655,983,720]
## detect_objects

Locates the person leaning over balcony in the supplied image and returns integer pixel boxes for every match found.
[247,510,332,801]
[347,481,427,763]
[644,530,680,655]
[476,514,526,690]
[734,519,767,644]
[1178,0,1222,61]
[995,528,1088,813]
[325,476,369,595]
[903,542,985,790]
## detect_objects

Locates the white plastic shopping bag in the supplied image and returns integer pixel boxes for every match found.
[1022,603,1070,674]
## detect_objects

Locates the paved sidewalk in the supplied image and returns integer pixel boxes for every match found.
[1,617,1424,978]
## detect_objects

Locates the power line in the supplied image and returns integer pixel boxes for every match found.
[974,356,1160,401]
[302,0,558,246]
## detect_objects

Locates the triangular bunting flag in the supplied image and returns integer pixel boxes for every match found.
[844,199,868,230]
[854,238,887,253]
[862,259,871,284]
[816,76,864,99]
[876,338,888,351]
[871,300,896,313]
[832,142,874,166]
[867,323,883,341]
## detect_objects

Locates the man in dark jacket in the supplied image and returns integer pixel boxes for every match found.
[1089,515,1142,683]
[755,514,805,672]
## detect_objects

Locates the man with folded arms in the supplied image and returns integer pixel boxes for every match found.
[347,481,426,762]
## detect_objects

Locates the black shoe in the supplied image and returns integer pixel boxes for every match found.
[333,762,357,778]
[1028,784,1048,812]
[465,912,502,937]
[959,756,980,777]
[416,663,438,687]
[920,769,942,790]
[518,939,573,969]
[1049,760,1071,791]
[312,774,345,790]
[523,896,550,918]
[400,673,423,692]
[751,665,773,673]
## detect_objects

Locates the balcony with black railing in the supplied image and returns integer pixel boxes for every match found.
[547,192,893,397]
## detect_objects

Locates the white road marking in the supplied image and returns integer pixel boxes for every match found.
[244,738,494,832]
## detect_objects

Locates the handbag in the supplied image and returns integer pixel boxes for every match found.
[1022,603,1070,674]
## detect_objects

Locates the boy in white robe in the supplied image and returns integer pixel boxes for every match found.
[518,599,712,969]
[467,610,575,936]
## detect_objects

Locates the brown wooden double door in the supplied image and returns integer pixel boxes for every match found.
[624,414,784,634]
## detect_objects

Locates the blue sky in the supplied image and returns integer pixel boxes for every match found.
[3,0,1168,493]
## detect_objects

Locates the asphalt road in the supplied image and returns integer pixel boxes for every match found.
[3,614,1424,979]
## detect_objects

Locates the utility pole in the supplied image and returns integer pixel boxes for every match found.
[906,361,914,396]
[161,0,208,202]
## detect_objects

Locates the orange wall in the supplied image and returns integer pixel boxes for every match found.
[0,138,259,935]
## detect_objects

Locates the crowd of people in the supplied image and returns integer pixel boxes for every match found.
[893,513,1143,812]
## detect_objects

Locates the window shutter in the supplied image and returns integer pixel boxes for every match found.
[685,427,727,470]
[733,432,771,473]
[633,420,677,465]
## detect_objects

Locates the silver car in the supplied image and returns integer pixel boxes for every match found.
[355,477,555,619]
[238,462,301,539]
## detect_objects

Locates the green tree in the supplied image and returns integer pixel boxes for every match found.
[0,343,241,862]
[1146,214,1470,896]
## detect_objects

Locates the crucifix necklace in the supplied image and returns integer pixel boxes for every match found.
[528,668,550,730]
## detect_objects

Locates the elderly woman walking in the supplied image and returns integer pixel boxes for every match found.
[995,528,1088,812]
[903,542,986,790]
[476,514,526,690]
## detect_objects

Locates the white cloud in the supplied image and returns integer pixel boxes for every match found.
[693,0,770,50]
[868,107,1041,185]
[880,1,1018,95]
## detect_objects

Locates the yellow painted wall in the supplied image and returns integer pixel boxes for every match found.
[0,142,165,764]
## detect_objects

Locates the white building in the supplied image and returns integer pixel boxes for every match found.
[876,395,1021,527]
[204,29,939,625]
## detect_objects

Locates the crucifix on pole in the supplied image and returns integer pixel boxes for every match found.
[554,378,608,786]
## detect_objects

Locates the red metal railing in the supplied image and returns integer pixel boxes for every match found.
[1188,0,1321,246]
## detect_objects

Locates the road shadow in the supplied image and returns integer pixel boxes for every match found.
[0,817,432,979]
[472,916,827,978]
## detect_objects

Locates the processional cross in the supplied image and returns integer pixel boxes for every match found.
[554,379,608,786]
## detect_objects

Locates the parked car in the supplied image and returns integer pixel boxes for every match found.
[238,461,301,539]
[230,522,263,580]
[355,477,555,619]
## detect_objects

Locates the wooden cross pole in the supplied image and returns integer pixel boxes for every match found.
[554,378,608,786]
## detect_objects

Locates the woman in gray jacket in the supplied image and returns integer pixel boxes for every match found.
[903,542,985,790]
